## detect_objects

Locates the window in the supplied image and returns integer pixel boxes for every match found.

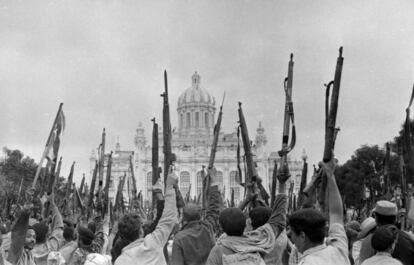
[195,112,199,128]
[180,114,184,129]
[197,171,204,196]
[205,112,209,128]
[230,171,241,205]
[180,171,191,196]
[186,113,191,129]
[216,171,223,189]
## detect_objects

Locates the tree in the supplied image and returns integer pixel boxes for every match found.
[0,147,38,212]
[335,145,401,209]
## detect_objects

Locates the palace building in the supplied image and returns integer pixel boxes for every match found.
[90,72,303,206]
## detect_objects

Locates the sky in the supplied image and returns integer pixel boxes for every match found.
[1,0,414,183]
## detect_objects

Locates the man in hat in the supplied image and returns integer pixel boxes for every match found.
[361,226,402,265]
[358,200,414,265]
[170,167,220,265]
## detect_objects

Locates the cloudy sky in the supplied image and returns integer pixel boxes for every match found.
[1,0,414,183]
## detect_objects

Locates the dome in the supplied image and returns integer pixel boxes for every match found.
[177,72,216,108]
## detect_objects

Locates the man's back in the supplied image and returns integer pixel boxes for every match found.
[172,221,215,265]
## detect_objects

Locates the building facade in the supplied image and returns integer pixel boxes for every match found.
[90,72,304,206]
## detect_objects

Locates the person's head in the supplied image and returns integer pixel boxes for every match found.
[118,213,143,242]
[63,226,76,242]
[87,222,96,234]
[373,201,397,226]
[219,208,246,236]
[84,253,112,265]
[77,226,94,248]
[371,226,398,253]
[182,203,201,225]
[249,206,271,230]
[288,209,327,253]
[32,222,49,244]
[25,226,36,250]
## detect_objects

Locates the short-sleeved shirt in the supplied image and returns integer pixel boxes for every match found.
[298,223,350,265]
[361,252,402,265]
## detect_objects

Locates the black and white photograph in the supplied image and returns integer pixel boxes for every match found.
[0,1,414,265]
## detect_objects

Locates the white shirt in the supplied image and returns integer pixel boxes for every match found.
[361,252,402,265]
[298,223,350,265]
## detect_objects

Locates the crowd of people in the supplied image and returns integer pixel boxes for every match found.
[0,159,413,265]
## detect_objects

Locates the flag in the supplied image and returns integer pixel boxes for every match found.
[45,109,65,163]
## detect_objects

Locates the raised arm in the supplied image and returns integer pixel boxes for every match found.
[7,207,30,265]
[268,178,287,237]
[46,193,64,250]
[324,159,343,225]
[146,167,178,247]
[204,167,220,234]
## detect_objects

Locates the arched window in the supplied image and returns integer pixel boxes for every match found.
[216,171,224,189]
[197,171,204,196]
[205,112,209,128]
[230,171,241,205]
[195,112,199,128]
[180,171,191,196]
[186,113,191,129]
[180,113,184,129]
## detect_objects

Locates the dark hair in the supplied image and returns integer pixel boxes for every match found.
[288,209,327,244]
[219,208,246,236]
[77,226,94,246]
[249,206,271,230]
[63,226,75,241]
[371,226,396,251]
[32,222,48,243]
[87,222,96,234]
[182,204,201,222]
[111,233,130,263]
[118,213,142,242]
[375,213,396,226]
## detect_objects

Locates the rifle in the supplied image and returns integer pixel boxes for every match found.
[403,84,414,184]
[312,47,344,213]
[65,162,75,199]
[238,102,269,205]
[323,47,343,162]
[277,53,296,188]
[115,173,127,214]
[161,71,185,208]
[208,93,225,171]
[383,143,391,199]
[129,153,139,210]
[399,148,408,230]
[79,173,85,197]
[103,151,113,217]
[87,161,98,219]
[97,128,106,211]
[161,71,174,185]
[297,152,308,209]
[270,161,277,208]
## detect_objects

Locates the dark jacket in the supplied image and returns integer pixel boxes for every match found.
[171,185,220,265]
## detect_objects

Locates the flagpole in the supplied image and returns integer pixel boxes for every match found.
[32,103,64,189]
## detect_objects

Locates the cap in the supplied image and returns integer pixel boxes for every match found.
[374,200,397,216]
[358,217,376,240]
